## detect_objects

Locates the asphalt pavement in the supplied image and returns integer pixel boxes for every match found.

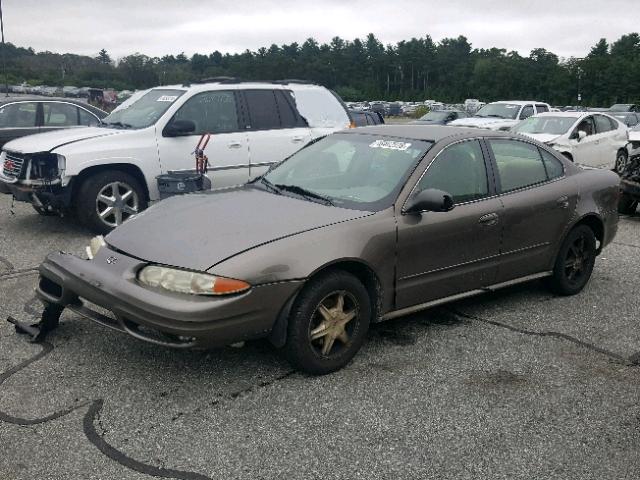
[1,197,639,480]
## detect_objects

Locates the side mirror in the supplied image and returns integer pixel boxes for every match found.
[577,130,587,141]
[164,119,196,137]
[405,188,455,214]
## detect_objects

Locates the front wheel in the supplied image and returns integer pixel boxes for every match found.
[75,170,147,234]
[546,225,596,296]
[285,271,371,375]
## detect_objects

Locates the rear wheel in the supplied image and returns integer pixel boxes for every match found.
[615,150,628,173]
[546,225,596,296]
[75,170,147,234]
[618,193,638,215]
[285,271,371,375]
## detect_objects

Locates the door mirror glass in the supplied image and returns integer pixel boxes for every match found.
[164,119,196,136]
[577,130,587,141]
[405,188,454,213]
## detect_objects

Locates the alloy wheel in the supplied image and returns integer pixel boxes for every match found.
[615,152,627,172]
[95,181,140,228]
[309,291,359,357]
[564,233,588,285]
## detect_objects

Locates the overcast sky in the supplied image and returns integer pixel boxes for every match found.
[6,0,640,60]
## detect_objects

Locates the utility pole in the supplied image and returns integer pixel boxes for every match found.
[0,0,8,97]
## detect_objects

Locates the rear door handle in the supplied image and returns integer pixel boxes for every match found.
[228,141,242,149]
[478,213,499,226]
[556,196,569,209]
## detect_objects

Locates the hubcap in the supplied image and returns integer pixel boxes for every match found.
[564,235,588,283]
[96,182,139,228]
[309,291,359,357]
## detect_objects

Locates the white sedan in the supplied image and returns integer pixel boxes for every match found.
[512,112,630,172]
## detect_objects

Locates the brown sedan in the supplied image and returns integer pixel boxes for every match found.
[30,126,619,374]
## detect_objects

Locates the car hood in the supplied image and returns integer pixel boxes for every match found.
[2,126,126,154]
[518,133,561,144]
[106,187,373,272]
[449,117,516,129]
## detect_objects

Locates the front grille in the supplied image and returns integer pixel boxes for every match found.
[2,151,26,179]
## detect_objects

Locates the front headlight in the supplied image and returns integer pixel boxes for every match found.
[137,266,251,296]
[86,235,106,259]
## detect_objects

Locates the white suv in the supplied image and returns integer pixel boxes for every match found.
[449,100,551,131]
[0,80,351,233]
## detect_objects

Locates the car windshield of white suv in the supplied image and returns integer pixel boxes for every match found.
[258,134,431,211]
[513,116,577,135]
[100,89,185,129]
[419,111,450,121]
[475,103,520,120]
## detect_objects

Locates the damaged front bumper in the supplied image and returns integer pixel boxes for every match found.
[32,246,301,348]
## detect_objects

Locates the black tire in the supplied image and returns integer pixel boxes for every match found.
[546,225,597,296]
[614,150,628,174]
[618,193,638,215]
[32,204,57,216]
[75,170,147,234]
[285,270,371,375]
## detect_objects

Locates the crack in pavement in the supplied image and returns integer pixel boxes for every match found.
[612,241,640,250]
[0,267,39,281]
[0,255,14,271]
[449,309,637,365]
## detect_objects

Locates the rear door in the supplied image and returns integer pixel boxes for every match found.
[0,101,39,148]
[486,138,575,281]
[240,89,311,180]
[157,90,250,188]
[395,139,503,308]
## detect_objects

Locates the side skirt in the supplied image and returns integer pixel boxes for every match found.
[381,271,552,321]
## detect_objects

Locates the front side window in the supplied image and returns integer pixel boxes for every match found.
[488,139,548,192]
[262,134,431,211]
[0,102,38,128]
[42,103,78,126]
[172,91,238,134]
[520,105,535,120]
[536,104,549,113]
[573,116,596,137]
[416,140,488,204]
[101,89,185,129]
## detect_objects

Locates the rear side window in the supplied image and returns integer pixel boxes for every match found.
[42,103,78,126]
[488,139,547,192]
[536,104,549,113]
[539,148,564,180]
[350,111,366,127]
[0,102,38,127]
[417,140,488,204]
[274,90,306,128]
[79,108,100,126]
[520,105,534,120]
[290,87,350,128]
[244,90,280,131]
[594,114,613,133]
[172,91,239,134]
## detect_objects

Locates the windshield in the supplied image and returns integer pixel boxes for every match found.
[512,116,577,135]
[260,134,432,211]
[609,104,631,112]
[419,111,449,121]
[476,103,520,120]
[101,89,185,129]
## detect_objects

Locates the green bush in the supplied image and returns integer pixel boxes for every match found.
[411,105,429,119]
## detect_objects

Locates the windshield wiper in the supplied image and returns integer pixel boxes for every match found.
[101,121,133,129]
[274,184,334,205]
[485,114,506,118]
[256,177,281,195]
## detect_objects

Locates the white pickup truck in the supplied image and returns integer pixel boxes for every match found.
[449,100,551,131]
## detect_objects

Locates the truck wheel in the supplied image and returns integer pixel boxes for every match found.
[285,271,371,375]
[615,150,628,173]
[618,193,638,215]
[75,170,147,234]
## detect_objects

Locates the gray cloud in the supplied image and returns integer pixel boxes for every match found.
[5,0,639,60]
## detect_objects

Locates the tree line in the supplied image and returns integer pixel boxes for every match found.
[1,32,639,106]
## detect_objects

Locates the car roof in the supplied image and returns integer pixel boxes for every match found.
[535,111,609,119]
[157,81,326,93]
[339,124,516,142]
[490,100,548,105]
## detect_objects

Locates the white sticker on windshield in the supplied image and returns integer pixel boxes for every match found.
[157,95,178,102]
[369,140,411,151]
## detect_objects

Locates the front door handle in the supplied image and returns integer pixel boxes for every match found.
[291,136,306,143]
[478,212,499,226]
[228,142,242,149]
[556,196,569,209]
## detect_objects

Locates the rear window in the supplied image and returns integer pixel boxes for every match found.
[244,90,280,131]
[290,87,350,128]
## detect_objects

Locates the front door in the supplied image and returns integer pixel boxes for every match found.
[157,90,250,189]
[396,139,503,308]
[568,115,604,168]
